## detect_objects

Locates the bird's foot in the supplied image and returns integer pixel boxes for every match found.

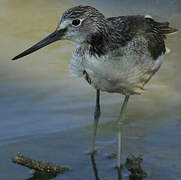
[84,149,98,155]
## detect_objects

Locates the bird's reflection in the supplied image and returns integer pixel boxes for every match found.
[91,153,122,180]
[91,154,101,180]
[117,167,122,180]
[90,154,144,180]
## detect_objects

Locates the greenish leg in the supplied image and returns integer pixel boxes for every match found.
[117,95,129,169]
[91,89,101,154]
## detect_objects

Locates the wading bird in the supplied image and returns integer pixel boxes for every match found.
[12,5,177,169]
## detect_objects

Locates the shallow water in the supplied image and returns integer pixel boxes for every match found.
[0,0,181,179]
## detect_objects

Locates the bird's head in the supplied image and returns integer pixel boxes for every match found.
[57,5,107,43]
[12,5,107,60]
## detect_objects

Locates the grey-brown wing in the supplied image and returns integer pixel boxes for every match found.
[107,15,177,60]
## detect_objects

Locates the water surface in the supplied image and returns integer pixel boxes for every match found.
[0,0,181,179]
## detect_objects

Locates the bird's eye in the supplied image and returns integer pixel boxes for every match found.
[72,19,81,26]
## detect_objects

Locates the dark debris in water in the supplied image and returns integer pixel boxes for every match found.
[106,153,147,179]
[12,152,71,177]
[125,154,147,179]
[12,152,147,180]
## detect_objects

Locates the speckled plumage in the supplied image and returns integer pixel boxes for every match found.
[68,6,177,95]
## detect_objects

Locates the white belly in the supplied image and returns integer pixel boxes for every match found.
[70,48,163,95]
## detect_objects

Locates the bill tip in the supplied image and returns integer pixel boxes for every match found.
[12,55,20,61]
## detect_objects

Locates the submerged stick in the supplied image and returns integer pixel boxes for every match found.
[12,153,71,175]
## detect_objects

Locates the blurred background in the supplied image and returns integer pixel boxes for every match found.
[0,0,181,179]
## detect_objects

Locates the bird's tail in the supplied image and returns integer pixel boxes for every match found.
[146,17,178,38]
[156,21,178,35]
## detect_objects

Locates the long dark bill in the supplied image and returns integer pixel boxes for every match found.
[12,30,63,60]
